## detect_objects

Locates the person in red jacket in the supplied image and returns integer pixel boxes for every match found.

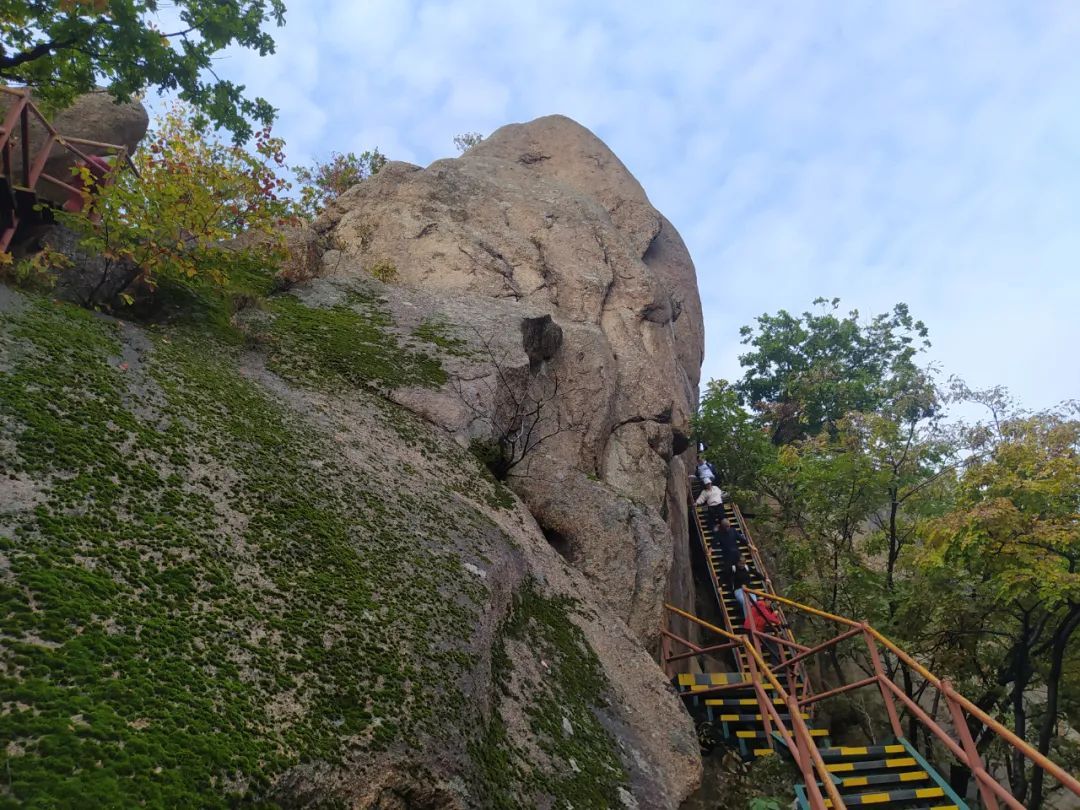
[739,576,784,665]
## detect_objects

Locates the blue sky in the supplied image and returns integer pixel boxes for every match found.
[211,0,1080,410]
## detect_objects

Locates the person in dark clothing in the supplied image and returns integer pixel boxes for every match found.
[712,519,743,591]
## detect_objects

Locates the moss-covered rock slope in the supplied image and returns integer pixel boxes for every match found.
[0,278,699,808]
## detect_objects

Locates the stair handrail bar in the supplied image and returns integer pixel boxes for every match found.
[663,603,846,810]
[750,588,1080,808]
[0,86,137,175]
[1,86,134,253]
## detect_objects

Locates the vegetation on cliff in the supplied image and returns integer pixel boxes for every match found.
[0,276,630,806]
[0,0,286,141]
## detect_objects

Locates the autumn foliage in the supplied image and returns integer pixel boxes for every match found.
[60,103,297,305]
[294,149,387,216]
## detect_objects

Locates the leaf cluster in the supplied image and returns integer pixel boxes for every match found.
[453,131,484,153]
[737,297,932,442]
[58,101,297,305]
[294,149,387,217]
[0,0,287,141]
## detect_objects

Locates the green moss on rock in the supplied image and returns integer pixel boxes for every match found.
[266,293,446,391]
[0,295,483,807]
[468,581,629,808]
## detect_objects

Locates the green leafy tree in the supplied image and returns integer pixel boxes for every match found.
[0,0,286,140]
[922,403,1080,808]
[59,102,295,306]
[294,149,387,216]
[694,379,773,493]
[737,297,931,443]
[704,301,956,724]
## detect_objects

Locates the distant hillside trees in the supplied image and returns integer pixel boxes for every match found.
[0,0,287,141]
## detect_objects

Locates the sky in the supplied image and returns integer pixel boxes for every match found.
[203,0,1080,410]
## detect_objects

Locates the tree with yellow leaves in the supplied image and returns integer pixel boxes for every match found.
[923,393,1080,808]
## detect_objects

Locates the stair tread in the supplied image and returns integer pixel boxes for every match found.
[714,712,810,721]
[736,728,828,738]
[823,785,945,806]
[703,697,786,706]
[826,756,918,773]
[837,769,930,788]
[819,744,909,759]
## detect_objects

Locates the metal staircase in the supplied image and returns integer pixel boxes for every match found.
[1,86,132,253]
[660,480,1080,810]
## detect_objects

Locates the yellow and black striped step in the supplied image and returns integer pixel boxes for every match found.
[703,696,786,707]
[819,744,908,760]
[713,712,810,722]
[836,769,931,788]
[799,785,957,810]
[826,756,917,773]
[736,727,828,738]
[676,672,751,687]
[828,786,946,806]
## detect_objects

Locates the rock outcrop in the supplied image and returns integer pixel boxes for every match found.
[1,114,707,807]
[0,279,701,807]
[314,115,704,647]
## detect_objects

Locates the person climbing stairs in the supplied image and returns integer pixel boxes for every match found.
[679,482,971,809]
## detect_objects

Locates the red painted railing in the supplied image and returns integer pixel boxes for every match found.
[671,488,1080,808]
[755,590,1080,810]
[662,603,844,810]
[0,86,134,252]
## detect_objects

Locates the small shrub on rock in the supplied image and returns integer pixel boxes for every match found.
[57,102,297,308]
[369,258,398,283]
[294,149,387,216]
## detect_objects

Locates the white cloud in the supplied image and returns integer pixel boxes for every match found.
[203,0,1080,408]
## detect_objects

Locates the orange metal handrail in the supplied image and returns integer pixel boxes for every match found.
[663,603,844,810]
[676,493,1080,806]
[748,588,1080,808]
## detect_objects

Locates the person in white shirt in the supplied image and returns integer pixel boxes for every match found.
[694,479,725,534]
[696,459,717,483]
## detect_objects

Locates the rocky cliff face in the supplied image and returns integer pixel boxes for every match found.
[0,115,706,807]
[313,115,704,648]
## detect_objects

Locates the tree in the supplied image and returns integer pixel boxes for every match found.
[453,132,483,153]
[694,379,773,493]
[922,403,1080,807]
[294,149,387,217]
[58,102,295,306]
[0,0,286,141]
[737,298,931,443]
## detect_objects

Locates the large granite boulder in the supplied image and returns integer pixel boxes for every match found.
[314,115,704,648]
